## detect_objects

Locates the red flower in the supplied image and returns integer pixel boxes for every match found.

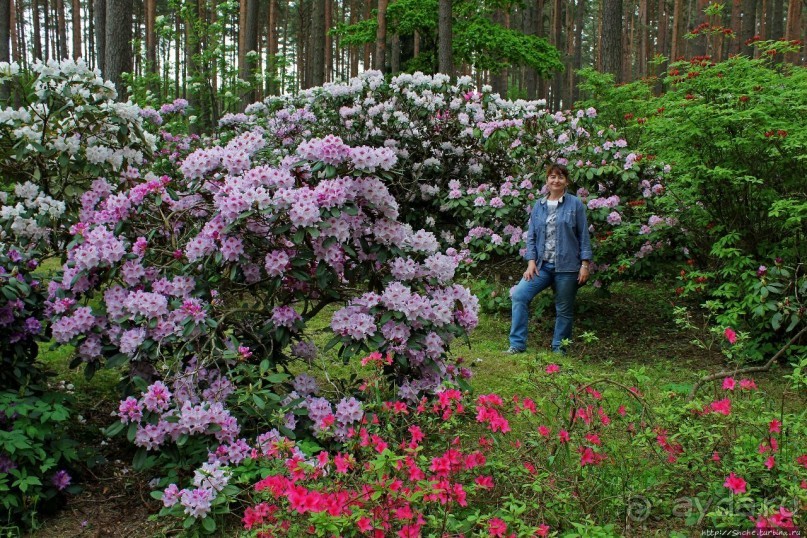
[535,524,550,537]
[488,517,508,537]
[475,475,495,489]
[545,363,560,374]
[722,377,736,390]
[558,429,570,443]
[724,327,737,344]
[764,456,776,470]
[769,419,782,433]
[724,472,747,494]
[357,517,374,532]
[709,399,732,415]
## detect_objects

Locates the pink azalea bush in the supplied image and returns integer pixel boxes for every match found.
[228,354,806,536]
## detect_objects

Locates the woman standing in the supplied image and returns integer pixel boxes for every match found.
[506,164,592,354]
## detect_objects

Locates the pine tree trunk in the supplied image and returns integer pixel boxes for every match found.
[310,0,325,86]
[670,0,683,60]
[638,0,648,76]
[33,0,43,60]
[572,0,584,102]
[267,0,278,94]
[325,0,332,82]
[0,0,9,66]
[146,0,157,73]
[550,0,561,108]
[741,0,757,55]
[105,0,131,98]
[363,0,370,70]
[623,0,632,81]
[349,0,358,76]
[770,0,783,39]
[602,0,623,81]
[93,0,104,71]
[374,0,387,71]
[44,0,50,59]
[784,0,802,63]
[71,0,80,58]
[438,0,453,76]
[564,0,575,106]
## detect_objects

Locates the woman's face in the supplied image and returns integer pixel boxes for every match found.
[546,170,568,196]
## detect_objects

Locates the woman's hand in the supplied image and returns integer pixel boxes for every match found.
[577,264,590,285]
[524,260,537,281]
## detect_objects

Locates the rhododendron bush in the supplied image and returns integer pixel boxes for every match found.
[0,60,156,210]
[47,123,478,397]
[217,71,681,288]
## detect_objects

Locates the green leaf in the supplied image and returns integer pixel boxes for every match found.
[202,517,216,533]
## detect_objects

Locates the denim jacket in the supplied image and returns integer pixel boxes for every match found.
[525,193,593,272]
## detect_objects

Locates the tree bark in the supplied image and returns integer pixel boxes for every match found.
[374,0,388,71]
[670,0,683,60]
[363,0,371,70]
[349,0,358,76]
[784,0,802,63]
[602,0,623,81]
[572,0,584,102]
[438,0,453,76]
[145,0,157,73]
[55,0,67,58]
[266,0,278,94]
[638,0,648,76]
[0,0,9,65]
[33,0,43,60]
[550,0,561,108]
[325,0,332,82]
[310,0,325,86]
[565,0,575,106]
[71,0,80,58]
[770,0,784,39]
[104,0,131,98]
[94,0,105,72]
[741,0,758,56]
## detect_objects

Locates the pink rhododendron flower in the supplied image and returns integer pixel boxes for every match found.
[545,363,560,374]
[764,456,775,470]
[535,524,550,537]
[769,419,781,433]
[722,377,736,390]
[724,472,747,494]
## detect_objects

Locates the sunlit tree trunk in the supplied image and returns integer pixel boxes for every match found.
[145,0,157,74]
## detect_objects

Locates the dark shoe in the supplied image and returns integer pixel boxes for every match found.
[505,347,525,355]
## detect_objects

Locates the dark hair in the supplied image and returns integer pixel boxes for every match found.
[546,163,569,180]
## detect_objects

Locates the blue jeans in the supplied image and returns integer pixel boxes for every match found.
[509,262,579,352]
